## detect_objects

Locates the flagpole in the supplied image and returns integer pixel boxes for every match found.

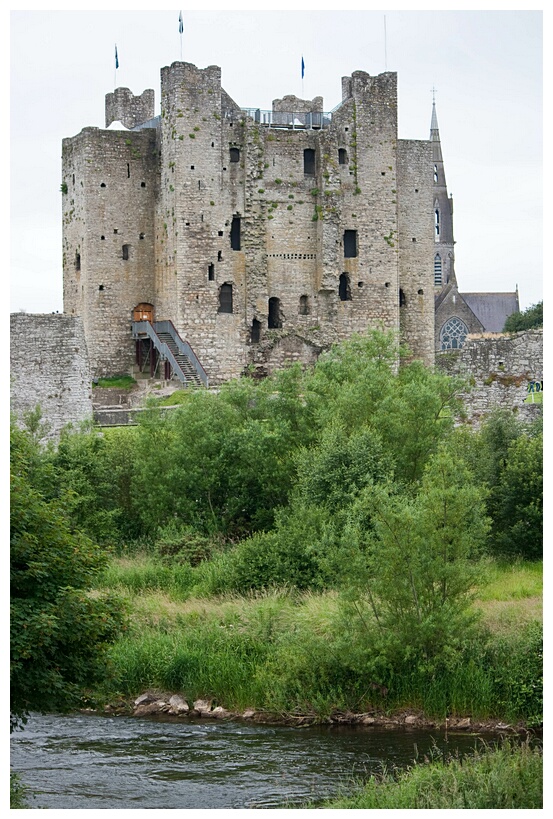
[179,11,184,60]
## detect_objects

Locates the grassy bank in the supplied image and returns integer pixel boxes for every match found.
[93,558,542,726]
[320,741,542,809]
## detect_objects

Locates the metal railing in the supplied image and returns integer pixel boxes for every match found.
[154,320,209,388]
[131,321,208,388]
[238,108,332,129]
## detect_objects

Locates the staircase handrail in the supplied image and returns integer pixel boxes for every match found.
[132,321,190,386]
[154,320,209,388]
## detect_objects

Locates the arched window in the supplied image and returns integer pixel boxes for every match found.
[338,148,348,165]
[434,207,440,239]
[434,254,442,285]
[299,295,309,315]
[440,317,468,350]
[304,148,316,175]
[268,297,283,328]
[434,165,439,183]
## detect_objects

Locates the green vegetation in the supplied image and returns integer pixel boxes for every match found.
[321,741,542,809]
[503,300,542,332]
[10,423,126,730]
[94,375,136,390]
[11,330,542,736]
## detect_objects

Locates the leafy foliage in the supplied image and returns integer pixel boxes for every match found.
[10,423,126,728]
[503,301,542,332]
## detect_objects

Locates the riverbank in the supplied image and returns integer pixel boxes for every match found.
[94,689,537,737]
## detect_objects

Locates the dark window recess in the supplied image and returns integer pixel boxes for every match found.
[75,253,81,271]
[338,148,348,165]
[251,318,261,343]
[230,147,240,162]
[218,283,233,313]
[268,297,283,329]
[122,244,130,261]
[399,288,406,307]
[139,233,145,240]
[418,289,424,295]
[218,230,223,236]
[217,250,222,261]
[127,163,130,178]
[208,264,215,281]
[100,182,106,188]
[339,273,352,301]
[101,235,105,240]
[299,295,309,315]
[141,182,146,188]
[230,216,241,250]
[304,148,316,175]
[343,230,358,258]
[99,284,104,291]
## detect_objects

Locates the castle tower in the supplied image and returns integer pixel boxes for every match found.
[62,93,158,376]
[431,101,455,291]
[63,61,437,381]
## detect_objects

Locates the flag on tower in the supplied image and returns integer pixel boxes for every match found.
[179,11,184,34]
[115,44,119,69]
[301,56,305,79]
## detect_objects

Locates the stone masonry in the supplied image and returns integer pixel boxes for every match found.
[10,313,93,440]
[62,61,435,384]
[436,330,543,426]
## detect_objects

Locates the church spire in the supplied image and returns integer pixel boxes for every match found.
[430,92,456,290]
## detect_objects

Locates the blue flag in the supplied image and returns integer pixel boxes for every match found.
[179,11,183,34]
[115,44,119,69]
[301,56,305,79]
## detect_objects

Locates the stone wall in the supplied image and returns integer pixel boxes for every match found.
[63,61,436,385]
[436,330,543,426]
[10,313,93,440]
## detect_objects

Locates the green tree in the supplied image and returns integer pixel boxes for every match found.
[491,432,543,559]
[10,423,125,729]
[503,301,542,332]
[347,448,489,669]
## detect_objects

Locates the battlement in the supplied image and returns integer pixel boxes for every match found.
[105,87,155,129]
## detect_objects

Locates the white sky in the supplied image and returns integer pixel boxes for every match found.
[9,5,543,313]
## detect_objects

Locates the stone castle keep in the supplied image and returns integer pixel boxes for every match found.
[62,61,438,385]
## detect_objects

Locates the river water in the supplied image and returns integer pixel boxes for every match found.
[11,712,499,809]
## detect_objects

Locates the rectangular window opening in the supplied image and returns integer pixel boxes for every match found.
[343,230,358,258]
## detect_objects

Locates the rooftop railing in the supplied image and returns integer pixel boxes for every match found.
[236,109,333,129]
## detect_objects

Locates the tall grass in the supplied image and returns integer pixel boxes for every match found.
[95,557,542,723]
[322,741,542,809]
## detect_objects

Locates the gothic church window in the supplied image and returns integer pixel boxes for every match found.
[339,273,351,302]
[304,149,316,176]
[218,283,233,313]
[343,230,358,258]
[434,208,440,239]
[434,165,439,183]
[434,254,442,285]
[440,317,468,350]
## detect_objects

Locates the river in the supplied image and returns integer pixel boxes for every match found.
[11,712,500,809]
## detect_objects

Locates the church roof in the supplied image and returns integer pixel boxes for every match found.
[461,292,520,333]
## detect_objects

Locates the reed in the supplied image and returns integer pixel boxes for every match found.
[322,741,542,809]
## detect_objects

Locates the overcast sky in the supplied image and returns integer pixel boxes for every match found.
[10,5,543,313]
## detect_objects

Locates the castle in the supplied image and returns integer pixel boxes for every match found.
[11,60,537,440]
[61,60,519,387]
[62,61,440,386]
